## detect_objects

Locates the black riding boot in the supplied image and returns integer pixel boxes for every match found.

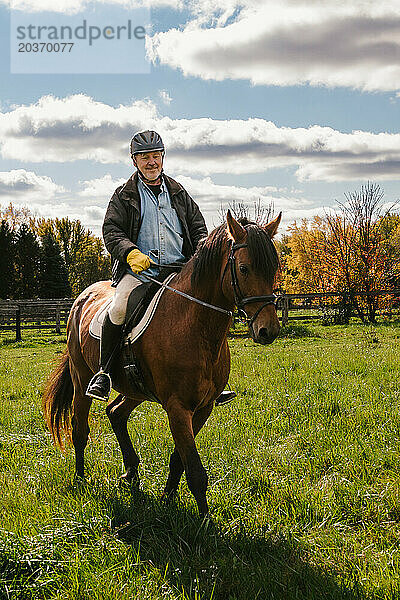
[215,390,237,406]
[86,313,123,402]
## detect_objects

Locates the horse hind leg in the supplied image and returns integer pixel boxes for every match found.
[106,394,142,485]
[162,448,184,503]
[69,360,92,480]
[71,394,91,480]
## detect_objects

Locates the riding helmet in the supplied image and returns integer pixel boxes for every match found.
[130,130,164,156]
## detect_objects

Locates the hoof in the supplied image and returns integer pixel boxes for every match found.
[199,514,214,530]
[119,469,139,487]
[160,489,178,504]
[72,475,86,490]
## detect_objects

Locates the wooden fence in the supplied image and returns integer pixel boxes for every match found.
[0,299,74,341]
[1,289,400,340]
[279,289,400,326]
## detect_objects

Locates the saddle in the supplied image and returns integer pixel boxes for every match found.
[121,266,182,402]
[124,266,182,333]
[124,280,153,333]
[89,266,182,341]
[88,266,184,402]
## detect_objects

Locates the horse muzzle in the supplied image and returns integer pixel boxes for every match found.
[251,323,280,345]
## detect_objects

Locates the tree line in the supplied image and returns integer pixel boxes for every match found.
[226,183,400,324]
[2,183,399,324]
[0,203,110,300]
[277,183,400,323]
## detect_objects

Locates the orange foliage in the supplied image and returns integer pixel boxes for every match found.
[280,184,400,323]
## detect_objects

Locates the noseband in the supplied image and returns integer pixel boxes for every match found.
[222,240,278,328]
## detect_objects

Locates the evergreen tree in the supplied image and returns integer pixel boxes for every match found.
[0,220,15,298]
[14,223,41,298]
[39,230,71,298]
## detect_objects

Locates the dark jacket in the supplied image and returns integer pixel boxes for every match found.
[103,172,208,286]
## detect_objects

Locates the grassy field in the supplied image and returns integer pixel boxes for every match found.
[1,321,400,599]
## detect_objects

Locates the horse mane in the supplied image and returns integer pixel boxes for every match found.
[189,218,280,291]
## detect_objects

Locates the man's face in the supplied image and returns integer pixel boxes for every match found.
[134,151,163,181]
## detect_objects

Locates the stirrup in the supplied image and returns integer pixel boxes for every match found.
[215,390,237,406]
[86,370,112,402]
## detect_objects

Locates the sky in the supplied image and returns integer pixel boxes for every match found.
[0,0,399,236]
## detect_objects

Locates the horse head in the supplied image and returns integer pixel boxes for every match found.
[223,210,281,345]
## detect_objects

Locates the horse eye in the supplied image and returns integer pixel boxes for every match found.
[239,264,249,275]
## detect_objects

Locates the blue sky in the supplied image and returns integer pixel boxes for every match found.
[0,0,399,234]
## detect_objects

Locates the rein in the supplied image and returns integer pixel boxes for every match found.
[131,270,233,317]
[133,238,279,322]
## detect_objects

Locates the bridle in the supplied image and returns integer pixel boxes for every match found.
[221,240,279,328]
[134,235,279,325]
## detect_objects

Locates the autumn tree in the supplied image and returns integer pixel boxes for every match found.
[324,183,395,323]
[283,183,397,323]
[69,237,111,296]
[282,217,333,294]
[375,213,400,290]
[0,202,35,230]
[35,215,111,296]
[218,198,275,226]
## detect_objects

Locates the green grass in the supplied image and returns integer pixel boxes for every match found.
[1,323,400,599]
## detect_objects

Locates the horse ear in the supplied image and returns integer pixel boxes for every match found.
[227,210,246,243]
[264,212,282,239]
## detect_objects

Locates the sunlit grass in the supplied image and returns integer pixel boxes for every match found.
[1,323,400,598]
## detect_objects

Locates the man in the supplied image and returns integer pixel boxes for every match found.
[86,130,236,406]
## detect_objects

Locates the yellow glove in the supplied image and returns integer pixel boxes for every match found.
[126,249,152,273]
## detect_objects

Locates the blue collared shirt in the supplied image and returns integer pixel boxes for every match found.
[133,175,185,279]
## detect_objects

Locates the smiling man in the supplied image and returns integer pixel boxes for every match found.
[86,130,236,406]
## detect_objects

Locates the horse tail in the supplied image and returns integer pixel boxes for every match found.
[42,349,74,449]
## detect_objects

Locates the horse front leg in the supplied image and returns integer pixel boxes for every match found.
[106,393,142,485]
[162,402,213,503]
[166,402,210,516]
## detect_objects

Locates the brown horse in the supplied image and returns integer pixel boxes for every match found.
[43,211,281,515]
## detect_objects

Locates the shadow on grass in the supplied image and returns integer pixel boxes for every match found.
[372,318,400,328]
[279,324,317,339]
[105,487,366,600]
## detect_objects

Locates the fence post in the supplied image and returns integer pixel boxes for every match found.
[281,296,289,326]
[15,307,22,342]
[55,308,61,334]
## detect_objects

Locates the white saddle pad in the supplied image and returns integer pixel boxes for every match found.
[89,273,177,343]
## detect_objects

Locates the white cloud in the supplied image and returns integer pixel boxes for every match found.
[7,0,400,98]
[172,174,314,228]
[7,0,180,14]
[159,90,172,105]
[0,169,64,203]
[296,160,400,182]
[0,168,112,234]
[177,175,286,206]
[4,197,106,237]
[0,94,158,164]
[148,0,400,92]
[78,173,126,198]
[73,172,315,230]
[0,170,335,235]
[1,95,400,182]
